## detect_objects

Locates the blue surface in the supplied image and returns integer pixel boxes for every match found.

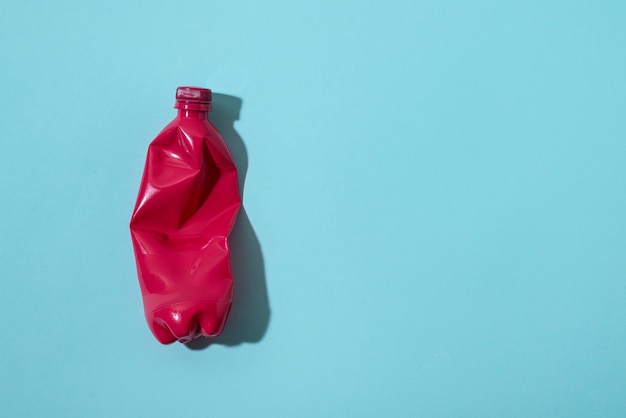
[1,1,626,416]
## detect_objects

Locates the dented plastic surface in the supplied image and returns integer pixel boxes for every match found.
[130,87,241,344]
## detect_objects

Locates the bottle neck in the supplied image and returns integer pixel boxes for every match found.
[177,109,209,119]
[175,100,211,119]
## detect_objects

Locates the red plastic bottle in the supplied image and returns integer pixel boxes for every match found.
[130,87,241,344]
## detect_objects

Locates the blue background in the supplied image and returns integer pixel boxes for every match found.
[1,1,625,416]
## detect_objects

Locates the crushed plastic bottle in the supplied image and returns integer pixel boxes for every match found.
[130,87,241,344]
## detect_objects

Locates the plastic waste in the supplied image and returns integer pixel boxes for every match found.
[130,87,241,344]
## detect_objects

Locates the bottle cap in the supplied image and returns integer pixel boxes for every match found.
[175,86,212,111]
[176,86,212,103]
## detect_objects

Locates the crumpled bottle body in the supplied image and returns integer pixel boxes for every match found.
[130,111,240,344]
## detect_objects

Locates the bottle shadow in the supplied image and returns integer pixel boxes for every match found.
[186,93,270,350]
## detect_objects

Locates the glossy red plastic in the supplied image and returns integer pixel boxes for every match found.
[130,87,241,344]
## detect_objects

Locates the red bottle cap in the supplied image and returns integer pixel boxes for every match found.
[176,86,212,103]
[175,87,212,111]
